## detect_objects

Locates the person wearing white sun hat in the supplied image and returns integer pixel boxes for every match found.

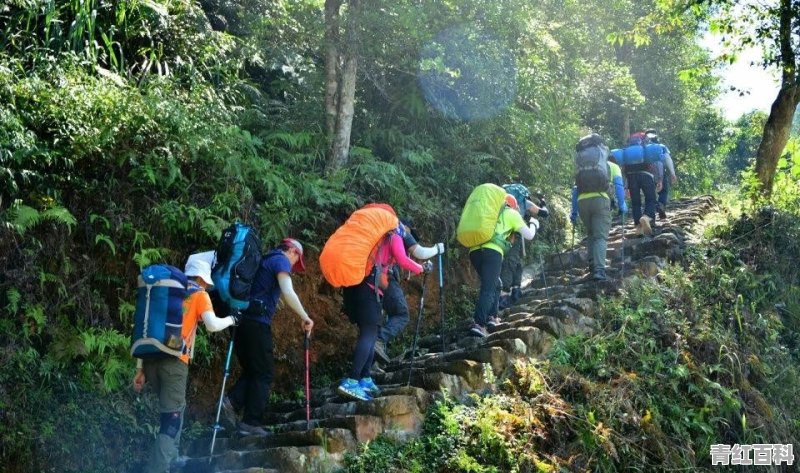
[133,257,238,473]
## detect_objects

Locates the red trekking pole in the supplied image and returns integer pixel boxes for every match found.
[304,330,311,430]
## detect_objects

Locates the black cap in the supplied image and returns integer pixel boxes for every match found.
[400,218,421,242]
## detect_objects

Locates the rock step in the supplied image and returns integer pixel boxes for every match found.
[179,445,336,473]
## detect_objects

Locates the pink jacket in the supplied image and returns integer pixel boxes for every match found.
[368,233,422,293]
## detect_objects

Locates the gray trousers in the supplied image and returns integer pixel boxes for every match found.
[577,196,611,272]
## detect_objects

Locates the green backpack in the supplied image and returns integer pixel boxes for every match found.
[456,183,510,250]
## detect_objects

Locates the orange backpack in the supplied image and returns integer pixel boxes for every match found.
[320,204,399,288]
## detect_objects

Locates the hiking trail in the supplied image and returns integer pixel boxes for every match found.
[177,195,718,473]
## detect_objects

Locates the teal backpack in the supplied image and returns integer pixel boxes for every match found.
[503,183,531,216]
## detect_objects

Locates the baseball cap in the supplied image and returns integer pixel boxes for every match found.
[282,238,306,272]
[185,259,214,286]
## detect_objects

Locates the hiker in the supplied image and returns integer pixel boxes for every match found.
[645,129,677,220]
[132,258,239,473]
[571,133,627,281]
[469,193,537,337]
[498,184,549,311]
[223,238,314,436]
[622,131,657,236]
[338,222,430,401]
[374,219,444,364]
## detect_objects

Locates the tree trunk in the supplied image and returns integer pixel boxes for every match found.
[754,85,800,197]
[753,0,799,199]
[621,111,630,141]
[324,0,341,142]
[325,0,359,174]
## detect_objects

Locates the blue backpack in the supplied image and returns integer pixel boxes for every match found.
[131,264,197,359]
[211,222,263,311]
[644,143,666,163]
[502,183,531,216]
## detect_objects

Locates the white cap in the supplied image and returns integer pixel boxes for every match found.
[185,259,214,286]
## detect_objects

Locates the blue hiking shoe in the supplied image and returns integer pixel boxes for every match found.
[337,378,372,402]
[359,377,381,396]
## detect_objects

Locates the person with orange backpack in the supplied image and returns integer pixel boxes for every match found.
[319,204,430,401]
[132,257,239,473]
[457,184,537,338]
[341,222,430,401]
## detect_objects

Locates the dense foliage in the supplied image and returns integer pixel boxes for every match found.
[0,0,793,471]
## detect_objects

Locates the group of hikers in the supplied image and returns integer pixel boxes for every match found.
[130,129,676,472]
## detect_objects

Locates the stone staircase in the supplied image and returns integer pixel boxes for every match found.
[177,195,718,473]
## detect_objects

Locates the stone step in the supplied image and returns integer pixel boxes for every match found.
[181,445,338,473]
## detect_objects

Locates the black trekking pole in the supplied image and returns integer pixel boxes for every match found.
[437,250,445,355]
[407,271,429,387]
[209,323,237,462]
[304,330,311,431]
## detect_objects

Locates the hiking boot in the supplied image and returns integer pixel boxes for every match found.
[374,339,391,364]
[220,396,238,431]
[470,323,488,338]
[486,316,501,328]
[238,422,268,437]
[592,269,608,281]
[639,216,653,236]
[657,204,667,220]
[359,377,381,396]
[337,378,372,402]
[510,287,522,304]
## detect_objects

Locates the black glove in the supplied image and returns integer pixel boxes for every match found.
[422,261,434,273]
[230,311,242,326]
[537,207,549,218]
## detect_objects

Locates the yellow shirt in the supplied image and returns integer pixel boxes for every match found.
[471,207,526,256]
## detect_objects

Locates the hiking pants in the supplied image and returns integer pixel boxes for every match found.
[379,270,410,344]
[229,319,274,425]
[499,236,523,291]
[627,171,657,223]
[142,357,188,473]
[577,196,611,273]
[658,172,670,208]
[343,280,381,380]
[470,248,503,327]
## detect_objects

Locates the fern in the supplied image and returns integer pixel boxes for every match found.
[133,247,170,268]
[94,234,117,255]
[7,203,77,235]
[6,288,21,315]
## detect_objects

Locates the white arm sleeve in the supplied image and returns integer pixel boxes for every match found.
[518,224,536,241]
[278,273,310,320]
[201,311,235,333]
[411,244,438,260]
